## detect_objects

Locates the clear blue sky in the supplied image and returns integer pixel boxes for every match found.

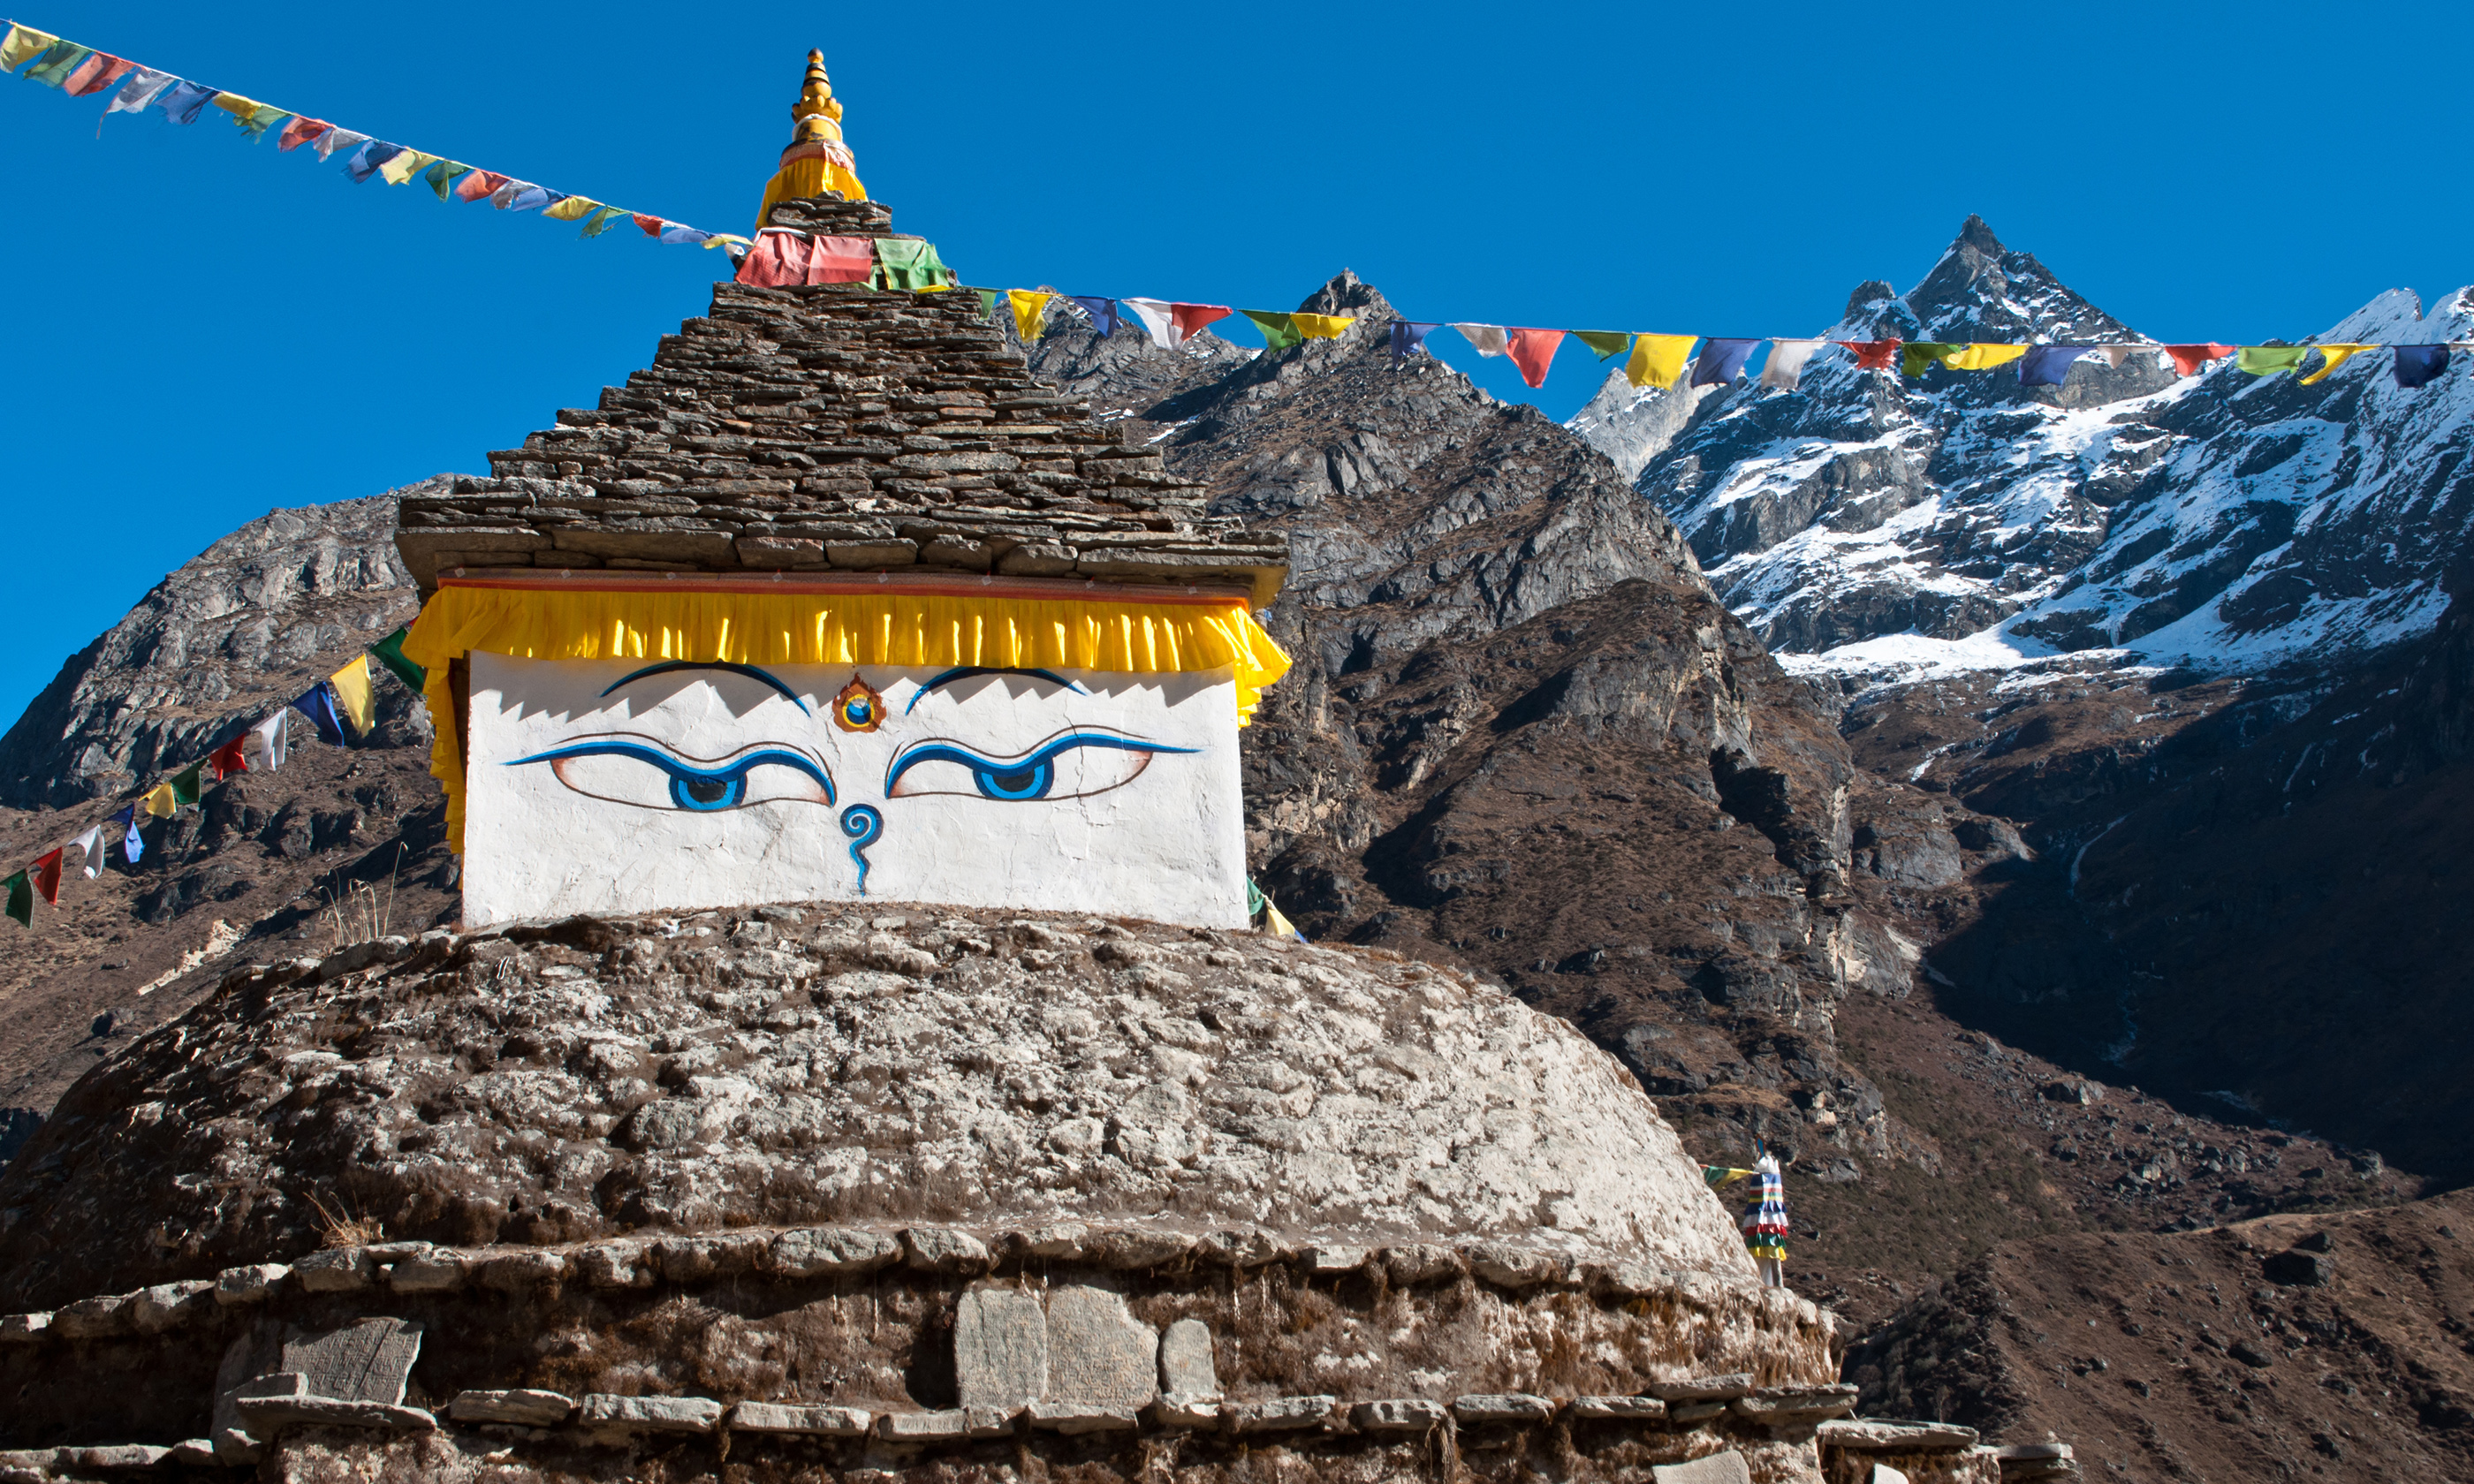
[0,2,2460,733]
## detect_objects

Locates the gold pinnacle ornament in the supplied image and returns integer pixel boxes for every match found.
[755,49,867,229]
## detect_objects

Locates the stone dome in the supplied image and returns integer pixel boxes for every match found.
[0,904,1756,1308]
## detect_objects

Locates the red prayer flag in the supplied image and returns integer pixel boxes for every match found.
[1505,328,1566,389]
[63,54,132,96]
[29,849,61,907]
[1170,303,1233,341]
[276,117,331,152]
[634,214,665,238]
[2164,344,2235,376]
[209,737,249,780]
[453,169,508,201]
[1832,337,1902,370]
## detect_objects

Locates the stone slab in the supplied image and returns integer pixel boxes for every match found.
[1733,1383,1859,1420]
[903,1227,992,1274]
[64,1444,171,1469]
[1652,1452,1753,1484]
[0,1313,49,1343]
[578,1394,725,1434]
[1355,1398,1447,1433]
[51,1294,133,1338]
[877,1410,966,1441]
[730,1401,871,1435]
[1818,1419,1980,1451]
[292,1248,376,1293]
[448,1389,574,1426]
[1570,1396,1668,1420]
[233,1395,437,1433]
[1871,1466,1912,1484]
[1150,1393,1220,1428]
[1453,1393,1557,1423]
[769,1225,900,1277]
[1645,1373,1754,1402]
[1027,1400,1141,1434]
[1670,1402,1729,1425]
[1045,1284,1157,1410]
[281,1318,424,1405]
[1226,1396,1336,1434]
[954,1286,1047,1412]
[216,1264,289,1305]
[1158,1317,1218,1395]
[388,1254,467,1293]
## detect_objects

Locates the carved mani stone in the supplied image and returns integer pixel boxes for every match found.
[280,1317,425,1405]
[1652,1452,1753,1484]
[1158,1317,1218,1396]
[954,1287,1048,1412]
[1045,1285,1157,1410]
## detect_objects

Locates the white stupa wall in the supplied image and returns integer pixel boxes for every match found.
[459,653,1248,929]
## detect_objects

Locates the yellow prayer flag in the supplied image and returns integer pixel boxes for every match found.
[1292,314,1357,340]
[1625,333,1696,390]
[210,93,260,122]
[141,783,178,819]
[2300,343,2377,386]
[1,25,58,72]
[330,655,376,736]
[543,196,600,222]
[1944,344,2028,372]
[1008,290,1054,344]
[378,150,436,186]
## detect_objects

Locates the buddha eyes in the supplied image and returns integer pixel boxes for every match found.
[884,730,1193,803]
[506,738,836,813]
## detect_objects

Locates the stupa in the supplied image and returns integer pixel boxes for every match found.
[0,53,2045,1484]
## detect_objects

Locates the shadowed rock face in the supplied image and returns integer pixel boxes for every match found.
[0,905,1758,1309]
[0,486,435,808]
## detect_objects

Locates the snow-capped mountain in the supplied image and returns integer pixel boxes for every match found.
[1574,216,2474,684]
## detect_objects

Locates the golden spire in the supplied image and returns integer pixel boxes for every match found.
[755,49,867,230]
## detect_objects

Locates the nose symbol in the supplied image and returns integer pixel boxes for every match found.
[839,804,883,894]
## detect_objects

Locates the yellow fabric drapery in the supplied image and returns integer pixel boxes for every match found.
[400,578,1292,853]
[755,153,866,227]
[1626,333,1697,390]
[2301,343,2378,386]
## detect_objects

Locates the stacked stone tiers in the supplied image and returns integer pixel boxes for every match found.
[396,194,1286,610]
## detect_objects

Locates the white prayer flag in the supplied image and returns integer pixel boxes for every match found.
[72,824,104,877]
[1120,298,1180,350]
[1454,323,1509,358]
[315,128,368,163]
[2093,345,2136,369]
[253,710,287,772]
[105,68,175,116]
[1759,339,1828,391]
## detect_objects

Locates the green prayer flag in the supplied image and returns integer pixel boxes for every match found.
[2236,344,2310,376]
[370,626,428,692]
[870,238,955,292]
[1901,343,1963,377]
[975,288,1002,320]
[1244,311,1303,351]
[171,761,205,806]
[423,160,470,200]
[1574,331,1631,360]
[2,870,27,928]
[21,42,93,87]
[581,206,625,238]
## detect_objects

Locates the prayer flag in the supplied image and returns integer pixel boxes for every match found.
[110,806,142,863]
[659,223,713,246]
[1693,337,1762,388]
[1125,299,1179,348]
[1944,344,2026,371]
[344,140,406,184]
[62,53,133,97]
[422,160,468,199]
[1626,333,1696,389]
[2300,343,2377,386]
[805,235,875,282]
[633,213,664,237]
[170,761,205,806]
[1067,297,1119,338]
[1704,1166,1757,1188]
[370,626,426,692]
[233,103,289,140]
[1901,342,1962,376]
[1171,302,1232,342]
[1245,311,1302,350]
[209,92,258,123]
[1453,323,1509,358]
[871,238,955,289]
[141,782,178,818]
[975,289,1001,319]
[1833,337,1901,371]
[1574,331,1630,361]
[72,824,103,878]
[252,710,287,771]
[155,80,218,125]
[378,149,436,186]
[2395,345,2452,389]
[315,128,367,162]
[2018,345,2094,388]
[1759,338,1827,391]
[580,206,625,238]
[293,682,349,747]
[1391,322,1439,366]
[1011,290,1059,344]
[106,68,175,115]
[2092,345,2137,369]
[29,849,60,907]
[209,735,249,780]
[454,169,508,202]
[0,24,57,72]
[1505,328,1565,389]
[2235,345,2309,376]
[1292,314,1355,340]
[2,871,27,928]
[492,182,552,212]
[22,42,95,88]
[330,655,376,736]
[2164,344,2235,376]
[275,116,330,152]
[543,194,598,221]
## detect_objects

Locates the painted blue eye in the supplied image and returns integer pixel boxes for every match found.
[884,731,1195,803]
[506,739,835,813]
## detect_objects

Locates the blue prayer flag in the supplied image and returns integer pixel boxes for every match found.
[1691,338,1763,388]
[1066,296,1119,339]
[2019,345,2095,388]
[343,140,405,185]
[108,805,141,864]
[293,683,351,746]
[153,80,217,125]
[2395,345,2451,390]
[1392,322,1441,367]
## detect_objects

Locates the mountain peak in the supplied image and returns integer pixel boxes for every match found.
[1297,269,1397,323]
[1954,213,2006,254]
[1834,217,2138,345]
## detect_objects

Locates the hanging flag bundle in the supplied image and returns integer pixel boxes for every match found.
[3,19,748,253]
[0,627,422,930]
